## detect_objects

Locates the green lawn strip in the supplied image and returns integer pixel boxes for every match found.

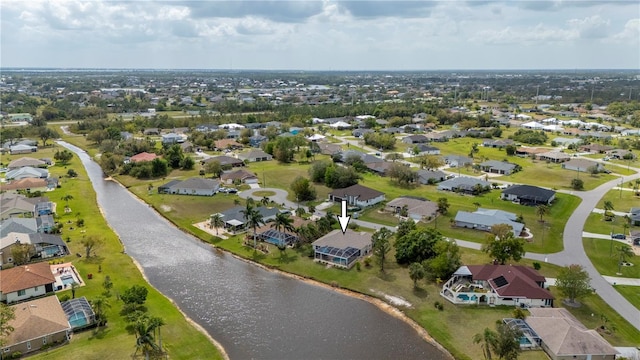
[496,161,619,191]
[28,143,223,360]
[252,190,276,197]
[583,213,633,236]
[614,286,640,310]
[357,204,399,227]
[596,188,640,214]
[548,287,640,346]
[582,238,640,278]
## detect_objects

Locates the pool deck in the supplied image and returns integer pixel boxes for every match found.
[50,262,85,291]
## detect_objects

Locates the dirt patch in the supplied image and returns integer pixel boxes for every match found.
[160,204,172,212]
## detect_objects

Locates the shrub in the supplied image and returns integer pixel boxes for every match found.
[533,262,541,270]
[363,257,372,267]
[434,301,444,311]
[11,351,21,359]
[355,261,361,271]
[67,169,78,177]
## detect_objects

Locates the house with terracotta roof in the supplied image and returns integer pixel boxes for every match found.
[440,265,554,307]
[129,152,158,163]
[3,296,71,357]
[0,262,56,303]
[213,139,243,151]
[0,178,49,193]
[525,308,617,360]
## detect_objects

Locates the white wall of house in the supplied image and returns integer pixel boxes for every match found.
[2,286,48,303]
[355,195,385,207]
[173,187,218,196]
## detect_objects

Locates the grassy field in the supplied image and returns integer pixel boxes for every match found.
[615,286,640,310]
[596,188,640,213]
[583,212,635,236]
[583,238,640,279]
[7,144,224,360]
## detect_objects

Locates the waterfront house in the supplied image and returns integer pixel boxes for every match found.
[525,308,617,360]
[312,230,372,269]
[440,265,554,307]
[453,208,524,236]
[3,296,71,358]
[0,262,56,303]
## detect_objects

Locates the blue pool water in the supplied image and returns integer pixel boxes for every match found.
[61,275,75,285]
[457,294,469,301]
[520,338,532,345]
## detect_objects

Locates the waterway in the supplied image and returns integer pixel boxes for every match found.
[61,141,448,360]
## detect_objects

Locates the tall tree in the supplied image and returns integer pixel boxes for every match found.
[272,212,295,247]
[372,227,392,272]
[616,245,634,274]
[209,213,224,236]
[91,296,111,327]
[242,204,264,249]
[38,126,59,146]
[473,327,498,360]
[535,204,548,222]
[0,303,16,348]
[437,197,450,216]
[482,232,525,265]
[408,262,425,288]
[80,235,104,258]
[556,264,591,306]
[493,322,522,360]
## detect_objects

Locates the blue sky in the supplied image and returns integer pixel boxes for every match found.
[1,0,639,70]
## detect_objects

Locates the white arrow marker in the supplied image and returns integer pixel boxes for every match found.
[337,199,350,234]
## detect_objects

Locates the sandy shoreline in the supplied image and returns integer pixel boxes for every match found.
[104,176,453,359]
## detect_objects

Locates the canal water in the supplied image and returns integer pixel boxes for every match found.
[61,141,448,360]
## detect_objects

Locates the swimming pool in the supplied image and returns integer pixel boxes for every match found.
[61,274,75,285]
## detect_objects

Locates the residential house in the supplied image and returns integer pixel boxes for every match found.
[416,170,447,184]
[214,139,243,151]
[3,296,71,358]
[579,144,614,154]
[205,155,245,168]
[220,169,258,185]
[36,215,55,233]
[5,167,49,180]
[402,134,429,144]
[606,149,635,160]
[249,134,268,148]
[479,160,518,175]
[129,152,158,163]
[8,157,46,170]
[329,121,352,130]
[120,131,133,140]
[365,161,397,176]
[9,144,37,155]
[631,230,640,246]
[454,208,524,236]
[0,194,51,220]
[515,147,549,158]
[352,128,374,138]
[561,158,605,173]
[630,207,640,226]
[237,149,273,162]
[0,178,49,193]
[256,217,308,246]
[385,196,438,222]
[180,141,194,153]
[552,137,582,147]
[0,233,68,267]
[0,218,38,237]
[537,151,571,163]
[380,127,402,134]
[214,206,279,233]
[0,262,56,303]
[437,177,491,194]
[316,142,342,156]
[440,265,554,307]
[312,229,372,269]
[525,308,617,360]
[501,185,556,206]
[158,178,220,196]
[443,155,473,168]
[6,113,33,123]
[413,144,441,156]
[482,139,514,148]
[143,128,160,136]
[328,184,385,208]
[161,132,184,144]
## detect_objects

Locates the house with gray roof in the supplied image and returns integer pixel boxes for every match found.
[443,155,473,168]
[454,208,524,236]
[437,177,490,194]
[1,232,68,267]
[416,170,447,184]
[561,159,605,173]
[413,144,440,156]
[5,167,48,180]
[402,134,429,144]
[479,160,518,175]
[161,133,184,144]
[205,155,245,168]
[237,149,272,162]
[8,157,46,170]
[312,229,372,269]
[385,196,437,222]
[329,184,385,208]
[9,144,37,155]
[630,207,640,226]
[0,218,38,237]
[158,178,220,196]
[215,206,280,233]
[501,185,556,206]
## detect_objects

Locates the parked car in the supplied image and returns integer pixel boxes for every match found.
[611,233,626,240]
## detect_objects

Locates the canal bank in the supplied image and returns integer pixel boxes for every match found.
[61,140,451,360]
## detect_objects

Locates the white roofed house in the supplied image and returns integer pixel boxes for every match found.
[329,121,352,130]
[161,132,184,144]
[237,149,273,162]
[158,178,220,196]
[5,167,49,180]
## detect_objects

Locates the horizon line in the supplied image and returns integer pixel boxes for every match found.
[1,67,639,72]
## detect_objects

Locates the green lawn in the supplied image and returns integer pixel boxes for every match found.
[596,188,640,214]
[25,143,224,360]
[583,238,640,278]
[583,213,634,236]
[615,286,640,310]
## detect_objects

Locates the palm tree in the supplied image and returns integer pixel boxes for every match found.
[261,196,270,206]
[603,200,614,221]
[536,204,549,222]
[148,316,165,352]
[242,205,264,249]
[133,315,160,360]
[91,296,111,327]
[616,245,634,274]
[62,194,74,212]
[473,328,498,360]
[209,213,224,235]
[272,212,295,247]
